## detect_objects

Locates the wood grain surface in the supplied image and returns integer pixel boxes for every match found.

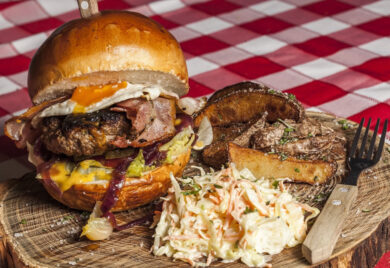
[0,112,389,268]
[302,184,358,264]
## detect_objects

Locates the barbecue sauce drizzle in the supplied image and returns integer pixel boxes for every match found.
[36,116,194,232]
[100,157,132,217]
[100,154,162,231]
[101,115,193,230]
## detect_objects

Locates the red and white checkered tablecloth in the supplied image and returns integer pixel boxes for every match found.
[0,0,390,266]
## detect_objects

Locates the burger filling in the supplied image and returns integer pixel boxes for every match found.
[39,126,195,192]
[6,81,198,188]
[41,110,133,157]
[40,96,177,157]
[6,81,211,238]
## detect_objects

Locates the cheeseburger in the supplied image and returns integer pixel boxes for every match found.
[4,11,200,232]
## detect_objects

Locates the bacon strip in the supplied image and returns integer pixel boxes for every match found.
[111,97,176,148]
[111,98,154,134]
[4,96,68,148]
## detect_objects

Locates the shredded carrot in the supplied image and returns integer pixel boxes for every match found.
[152,165,320,267]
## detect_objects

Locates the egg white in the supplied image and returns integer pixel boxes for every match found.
[39,82,178,118]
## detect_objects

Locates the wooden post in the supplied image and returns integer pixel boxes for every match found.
[77,0,99,18]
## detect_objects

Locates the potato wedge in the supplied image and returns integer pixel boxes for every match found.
[228,143,336,184]
[194,82,305,127]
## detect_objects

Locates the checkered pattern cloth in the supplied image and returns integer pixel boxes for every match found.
[0,0,390,265]
[1,0,390,178]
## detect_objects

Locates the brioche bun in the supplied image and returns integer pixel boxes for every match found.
[28,11,188,105]
[43,149,191,212]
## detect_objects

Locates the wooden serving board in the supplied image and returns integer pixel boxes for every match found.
[0,112,389,268]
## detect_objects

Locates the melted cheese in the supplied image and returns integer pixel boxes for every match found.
[39,81,178,118]
[50,160,112,192]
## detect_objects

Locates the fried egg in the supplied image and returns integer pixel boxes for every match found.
[39,81,178,118]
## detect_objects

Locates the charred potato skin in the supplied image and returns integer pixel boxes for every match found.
[201,124,246,169]
[228,143,337,185]
[194,81,305,127]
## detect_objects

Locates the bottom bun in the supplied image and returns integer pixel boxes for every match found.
[43,149,191,212]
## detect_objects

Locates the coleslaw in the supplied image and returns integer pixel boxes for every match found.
[152,164,319,267]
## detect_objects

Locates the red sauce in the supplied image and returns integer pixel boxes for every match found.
[100,158,132,216]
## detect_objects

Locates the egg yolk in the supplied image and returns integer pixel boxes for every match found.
[71,81,127,113]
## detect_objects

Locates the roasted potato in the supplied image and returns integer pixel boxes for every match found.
[194,81,305,127]
[228,143,336,184]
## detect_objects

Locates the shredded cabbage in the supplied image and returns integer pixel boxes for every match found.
[126,150,145,177]
[152,164,320,267]
[160,127,195,164]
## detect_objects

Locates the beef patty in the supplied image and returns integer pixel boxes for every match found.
[41,110,133,157]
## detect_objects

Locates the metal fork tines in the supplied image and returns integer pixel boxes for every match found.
[345,118,388,185]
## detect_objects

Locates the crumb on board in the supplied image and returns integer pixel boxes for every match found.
[14,232,23,238]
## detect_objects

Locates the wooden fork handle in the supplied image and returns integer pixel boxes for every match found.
[302,184,358,264]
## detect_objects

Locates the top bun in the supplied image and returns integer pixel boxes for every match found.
[28,11,188,105]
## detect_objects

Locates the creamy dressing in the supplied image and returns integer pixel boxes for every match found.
[152,165,320,267]
[39,82,178,118]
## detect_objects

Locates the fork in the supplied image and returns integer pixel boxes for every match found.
[302,118,388,264]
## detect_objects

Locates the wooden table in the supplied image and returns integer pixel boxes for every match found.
[0,113,389,267]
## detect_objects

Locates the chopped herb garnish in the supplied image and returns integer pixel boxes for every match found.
[294,168,300,173]
[279,137,289,145]
[272,180,279,189]
[265,201,270,205]
[183,183,201,195]
[277,118,295,130]
[308,133,313,137]
[268,89,276,94]
[313,176,319,182]
[362,209,371,213]
[284,127,294,133]
[321,156,328,161]
[62,215,74,221]
[314,193,325,202]
[19,219,27,225]
[200,204,205,210]
[338,119,351,130]
[217,113,223,120]
[214,184,223,189]
[244,207,256,214]
[234,240,239,249]
[288,93,296,100]
[279,152,288,161]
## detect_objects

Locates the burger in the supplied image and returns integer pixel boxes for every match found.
[4,11,206,238]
